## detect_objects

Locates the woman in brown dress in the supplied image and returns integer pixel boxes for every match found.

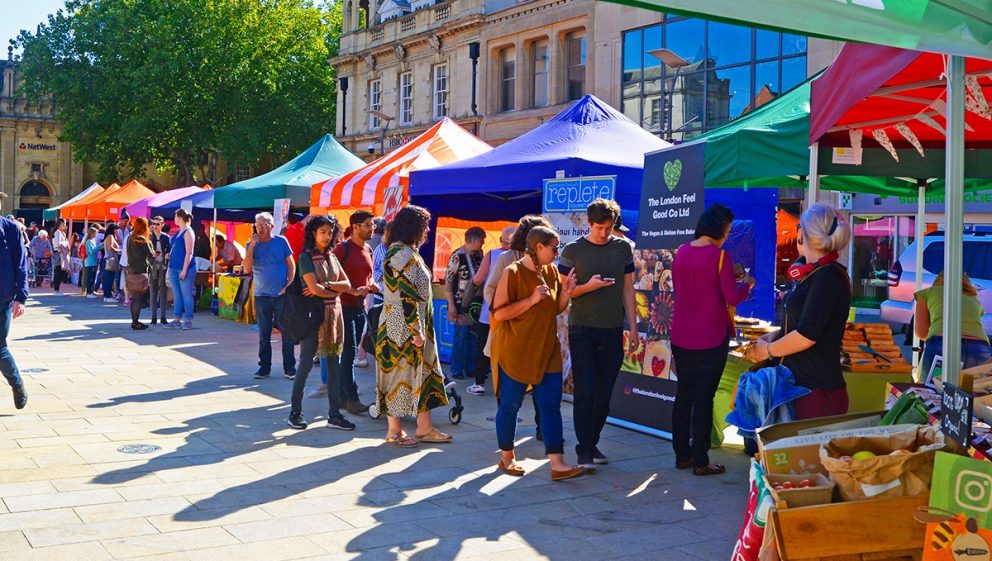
[491,226,584,481]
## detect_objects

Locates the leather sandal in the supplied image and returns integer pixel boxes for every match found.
[498,459,525,477]
[693,464,726,476]
[415,428,452,443]
[385,433,418,448]
[551,466,586,481]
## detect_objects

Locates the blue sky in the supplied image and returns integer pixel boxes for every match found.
[0,0,66,54]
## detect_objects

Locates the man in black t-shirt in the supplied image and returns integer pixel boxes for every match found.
[558,199,638,470]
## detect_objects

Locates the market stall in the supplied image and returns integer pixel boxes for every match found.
[310,117,492,220]
[86,179,156,221]
[123,185,206,219]
[62,182,120,221]
[42,182,102,222]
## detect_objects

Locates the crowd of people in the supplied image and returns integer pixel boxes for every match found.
[2,193,882,482]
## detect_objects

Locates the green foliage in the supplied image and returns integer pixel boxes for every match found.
[17,0,344,186]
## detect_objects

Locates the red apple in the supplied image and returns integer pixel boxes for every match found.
[799,479,813,488]
[781,481,795,489]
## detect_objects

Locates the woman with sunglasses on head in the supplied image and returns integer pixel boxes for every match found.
[749,203,852,420]
[490,226,583,481]
[148,217,171,325]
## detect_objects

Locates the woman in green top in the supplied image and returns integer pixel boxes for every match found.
[915,272,991,379]
[287,215,360,432]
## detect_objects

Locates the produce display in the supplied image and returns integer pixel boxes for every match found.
[841,322,913,373]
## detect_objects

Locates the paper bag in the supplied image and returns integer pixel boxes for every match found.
[820,425,944,501]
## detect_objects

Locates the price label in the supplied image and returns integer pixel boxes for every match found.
[940,382,973,448]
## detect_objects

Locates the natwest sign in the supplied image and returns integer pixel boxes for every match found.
[18,142,57,152]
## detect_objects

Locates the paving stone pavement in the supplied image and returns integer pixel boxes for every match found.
[0,289,750,560]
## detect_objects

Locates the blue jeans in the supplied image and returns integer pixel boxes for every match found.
[921,335,992,381]
[568,326,624,457]
[169,268,196,321]
[339,307,366,402]
[0,303,22,389]
[496,369,564,455]
[102,268,117,298]
[451,324,478,377]
[84,265,97,294]
[254,295,296,374]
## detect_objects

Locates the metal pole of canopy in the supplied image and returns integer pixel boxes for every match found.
[942,55,965,385]
[913,180,926,373]
[212,207,218,298]
[806,142,819,210]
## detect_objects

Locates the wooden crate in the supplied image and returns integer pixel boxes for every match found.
[770,495,926,560]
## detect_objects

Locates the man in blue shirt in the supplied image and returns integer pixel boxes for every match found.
[0,196,29,409]
[243,212,297,380]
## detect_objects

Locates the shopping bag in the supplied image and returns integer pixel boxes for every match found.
[820,424,944,501]
[919,452,992,560]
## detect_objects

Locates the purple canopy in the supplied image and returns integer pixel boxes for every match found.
[124,186,205,219]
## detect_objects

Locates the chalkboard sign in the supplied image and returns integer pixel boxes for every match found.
[941,382,973,448]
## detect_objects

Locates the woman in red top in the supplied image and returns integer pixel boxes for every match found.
[670,204,753,475]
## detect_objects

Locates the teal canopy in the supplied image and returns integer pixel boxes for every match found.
[213,134,363,209]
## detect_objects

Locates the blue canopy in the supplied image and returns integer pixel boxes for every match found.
[212,134,364,209]
[408,95,672,217]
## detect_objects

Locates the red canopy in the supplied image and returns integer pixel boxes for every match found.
[810,43,992,150]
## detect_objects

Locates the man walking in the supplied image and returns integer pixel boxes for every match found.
[333,210,378,414]
[0,195,29,409]
[243,212,297,380]
[558,199,638,469]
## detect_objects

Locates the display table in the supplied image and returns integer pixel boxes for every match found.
[712,353,914,446]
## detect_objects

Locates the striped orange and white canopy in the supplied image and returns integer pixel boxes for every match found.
[310,118,491,213]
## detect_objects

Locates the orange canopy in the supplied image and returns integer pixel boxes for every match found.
[88,180,156,221]
[63,183,120,221]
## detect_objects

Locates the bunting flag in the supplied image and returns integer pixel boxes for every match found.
[916,112,946,135]
[849,128,863,152]
[894,123,925,157]
[931,98,947,117]
[872,128,899,161]
[966,75,991,119]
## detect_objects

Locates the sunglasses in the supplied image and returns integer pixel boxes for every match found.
[546,243,561,254]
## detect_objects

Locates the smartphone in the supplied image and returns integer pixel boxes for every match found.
[252,224,258,235]
[602,277,616,282]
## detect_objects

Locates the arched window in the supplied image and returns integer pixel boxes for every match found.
[19,181,53,209]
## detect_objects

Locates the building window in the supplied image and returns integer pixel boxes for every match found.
[531,40,549,108]
[30,163,42,174]
[235,165,251,181]
[499,47,516,112]
[565,31,586,102]
[433,64,448,119]
[399,72,414,126]
[621,18,807,140]
[369,79,382,129]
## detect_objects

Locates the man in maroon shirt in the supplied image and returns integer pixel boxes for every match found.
[333,210,379,413]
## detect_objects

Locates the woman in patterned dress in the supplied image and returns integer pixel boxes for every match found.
[376,205,450,447]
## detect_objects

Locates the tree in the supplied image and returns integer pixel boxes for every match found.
[17,0,342,186]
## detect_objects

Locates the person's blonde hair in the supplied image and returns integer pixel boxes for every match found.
[800,202,850,253]
[933,272,979,297]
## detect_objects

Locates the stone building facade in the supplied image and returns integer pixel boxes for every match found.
[0,47,94,214]
[334,0,842,151]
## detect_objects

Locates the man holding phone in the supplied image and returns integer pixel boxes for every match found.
[558,198,638,470]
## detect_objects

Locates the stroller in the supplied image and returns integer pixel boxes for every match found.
[32,256,53,288]
[362,303,464,424]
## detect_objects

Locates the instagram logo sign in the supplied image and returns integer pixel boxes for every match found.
[956,470,992,513]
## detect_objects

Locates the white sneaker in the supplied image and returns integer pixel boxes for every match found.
[103,298,116,303]
[466,384,486,396]
[354,359,369,368]
[307,387,328,398]
[85,294,98,299]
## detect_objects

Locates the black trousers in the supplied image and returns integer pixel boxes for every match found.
[671,339,730,468]
[472,322,490,386]
[53,265,67,291]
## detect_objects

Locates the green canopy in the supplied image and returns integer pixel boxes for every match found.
[213,134,364,209]
[598,0,992,60]
[674,72,992,197]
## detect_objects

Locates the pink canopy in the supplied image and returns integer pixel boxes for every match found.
[123,186,205,219]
